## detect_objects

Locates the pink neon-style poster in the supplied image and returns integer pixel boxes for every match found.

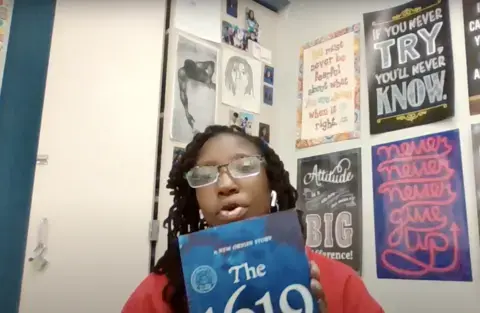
[372,129,472,281]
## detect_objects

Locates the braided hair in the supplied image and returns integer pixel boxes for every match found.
[152,125,299,312]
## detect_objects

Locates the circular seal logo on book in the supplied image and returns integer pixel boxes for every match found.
[191,265,217,294]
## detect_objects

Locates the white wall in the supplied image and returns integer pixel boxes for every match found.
[19,1,166,312]
[156,0,279,258]
[275,0,480,312]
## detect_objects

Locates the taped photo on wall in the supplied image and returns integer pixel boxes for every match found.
[229,109,255,135]
[245,7,260,42]
[222,21,248,51]
[263,85,273,106]
[226,0,238,17]
[264,65,274,85]
[259,122,270,144]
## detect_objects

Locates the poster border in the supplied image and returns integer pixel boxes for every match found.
[296,23,361,149]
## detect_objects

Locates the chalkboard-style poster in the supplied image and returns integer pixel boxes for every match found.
[463,0,480,115]
[296,148,362,272]
[364,0,454,134]
[372,130,472,281]
[470,124,480,237]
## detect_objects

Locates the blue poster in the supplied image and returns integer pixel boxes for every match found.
[179,210,319,313]
[372,129,472,281]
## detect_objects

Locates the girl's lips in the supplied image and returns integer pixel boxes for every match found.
[217,206,248,221]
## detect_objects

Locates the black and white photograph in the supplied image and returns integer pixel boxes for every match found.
[171,34,218,143]
[221,47,262,113]
[296,148,362,273]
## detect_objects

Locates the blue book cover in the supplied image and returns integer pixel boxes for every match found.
[179,209,319,313]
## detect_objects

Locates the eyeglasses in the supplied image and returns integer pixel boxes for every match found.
[185,155,265,188]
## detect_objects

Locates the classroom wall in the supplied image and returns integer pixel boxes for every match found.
[155,0,279,259]
[18,0,480,311]
[274,0,480,312]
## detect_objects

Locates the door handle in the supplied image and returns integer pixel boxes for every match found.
[36,154,48,166]
[28,218,49,271]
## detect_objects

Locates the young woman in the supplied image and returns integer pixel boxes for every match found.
[122,125,384,313]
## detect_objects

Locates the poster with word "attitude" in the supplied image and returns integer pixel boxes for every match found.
[296,149,362,272]
[463,0,480,115]
[364,0,454,134]
[296,24,361,149]
[372,130,472,281]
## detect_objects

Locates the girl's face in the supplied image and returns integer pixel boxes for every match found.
[194,134,271,226]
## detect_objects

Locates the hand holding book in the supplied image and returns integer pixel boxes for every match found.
[310,260,328,312]
[179,210,322,313]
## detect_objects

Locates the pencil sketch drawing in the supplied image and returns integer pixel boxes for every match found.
[178,59,216,128]
[171,34,218,143]
[224,56,254,97]
[221,48,261,113]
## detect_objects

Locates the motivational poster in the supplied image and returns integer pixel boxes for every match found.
[470,123,480,237]
[372,130,472,281]
[179,210,319,313]
[296,149,362,272]
[296,24,361,149]
[463,0,480,115]
[364,0,454,134]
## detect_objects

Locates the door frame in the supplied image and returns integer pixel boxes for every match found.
[0,0,56,312]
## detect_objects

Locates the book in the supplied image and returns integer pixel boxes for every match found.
[179,209,320,313]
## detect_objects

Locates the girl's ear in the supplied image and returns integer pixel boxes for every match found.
[270,190,277,207]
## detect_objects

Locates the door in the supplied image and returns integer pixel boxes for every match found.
[17,0,165,312]
[0,0,56,313]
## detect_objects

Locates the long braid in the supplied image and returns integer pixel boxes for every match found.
[152,125,298,312]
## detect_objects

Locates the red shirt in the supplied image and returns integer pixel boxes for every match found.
[122,248,384,313]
